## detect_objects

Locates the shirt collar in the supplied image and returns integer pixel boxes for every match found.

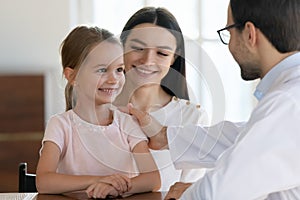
[254,52,300,101]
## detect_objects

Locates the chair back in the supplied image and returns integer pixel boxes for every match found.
[18,162,37,192]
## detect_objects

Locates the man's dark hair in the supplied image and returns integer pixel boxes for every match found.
[230,0,300,53]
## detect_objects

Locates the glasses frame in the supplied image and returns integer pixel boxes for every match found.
[217,23,241,45]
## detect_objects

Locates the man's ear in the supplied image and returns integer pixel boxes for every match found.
[63,67,76,85]
[244,21,257,48]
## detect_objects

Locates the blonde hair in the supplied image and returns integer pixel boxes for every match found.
[60,26,120,111]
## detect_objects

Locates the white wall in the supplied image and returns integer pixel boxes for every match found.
[0,0,256,125]
[0,0,78,123]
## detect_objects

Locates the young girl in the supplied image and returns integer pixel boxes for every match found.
[36,25,160,199]
[114,7,209,191]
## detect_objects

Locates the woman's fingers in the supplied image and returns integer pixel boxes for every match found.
[127,103,151,127]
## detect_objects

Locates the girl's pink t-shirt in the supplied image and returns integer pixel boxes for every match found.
[40,109,147,178]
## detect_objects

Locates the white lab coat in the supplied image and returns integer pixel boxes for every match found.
[167,64,300,199]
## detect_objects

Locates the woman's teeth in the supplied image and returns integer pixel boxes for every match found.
[136,68,155,74]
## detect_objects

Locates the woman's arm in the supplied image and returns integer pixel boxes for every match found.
[124,141,161,195]
[36,141,130,195]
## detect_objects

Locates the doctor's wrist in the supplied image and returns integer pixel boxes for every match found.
[148,126,169,150]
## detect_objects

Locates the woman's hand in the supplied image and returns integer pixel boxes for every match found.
[118,103,157,132]
[125,103,169,150]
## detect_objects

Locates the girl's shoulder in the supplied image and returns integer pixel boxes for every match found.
[46,110,75,130]
[111,106,138,126]
[110,105,129,118]
[48,110,73,122]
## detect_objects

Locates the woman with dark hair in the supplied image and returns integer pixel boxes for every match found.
[114,7,209,191]
[120,7,188,100]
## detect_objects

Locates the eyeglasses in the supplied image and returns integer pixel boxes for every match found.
[217,23,241,45]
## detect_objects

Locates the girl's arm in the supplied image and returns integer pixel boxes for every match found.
[124,140,161,195]
[36,141,130,194]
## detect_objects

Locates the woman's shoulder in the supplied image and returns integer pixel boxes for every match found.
[153,96,209,125]
[166,96,204,113]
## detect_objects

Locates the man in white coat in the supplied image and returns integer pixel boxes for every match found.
[127,0,300,199]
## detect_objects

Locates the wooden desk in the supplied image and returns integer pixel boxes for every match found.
[0,192,165,200]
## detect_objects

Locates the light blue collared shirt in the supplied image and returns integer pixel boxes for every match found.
[254,52,300,101]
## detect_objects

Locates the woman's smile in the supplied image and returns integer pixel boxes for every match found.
[133,65,160,77]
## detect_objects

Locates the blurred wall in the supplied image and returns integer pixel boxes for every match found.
[0,0,79,122]
[0,0,83,191]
